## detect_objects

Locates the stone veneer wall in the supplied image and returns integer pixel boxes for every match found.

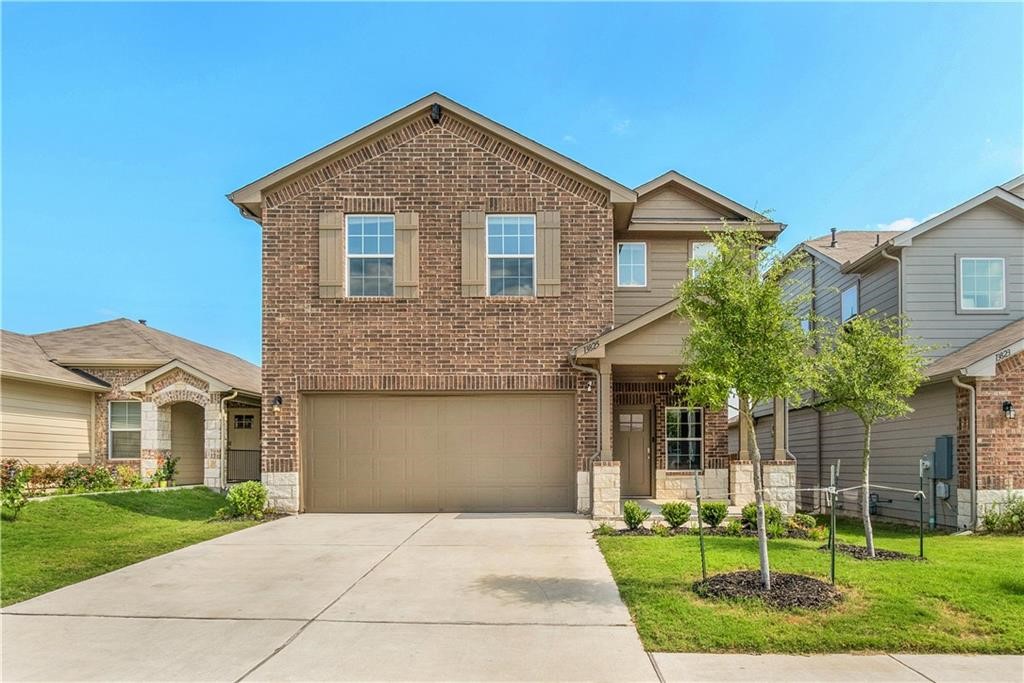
[762,461,797,516]
[654,468,729,502]
[591,462,621,519]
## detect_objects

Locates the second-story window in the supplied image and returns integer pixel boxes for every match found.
[347,215,395,297]
[487,214,535,296]
[690,241,717,276]
[840,284,858,322]
[959,257,1005,311]
[617,243,647,287]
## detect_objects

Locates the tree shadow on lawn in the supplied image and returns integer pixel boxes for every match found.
[77,488,226,523]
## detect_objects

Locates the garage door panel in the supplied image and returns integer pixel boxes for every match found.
[303,393,575,512]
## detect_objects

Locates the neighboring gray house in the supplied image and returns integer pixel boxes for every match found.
[748,176,1024,529]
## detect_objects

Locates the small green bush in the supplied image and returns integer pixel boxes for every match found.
[806,525,828,542]
[650,521,671,537]
[699,501,729,528]
[660,501,691,529]
[981,494,1024,534]
[741,502,782,529]
[594,522,616,536]
[115,465,142,489]
[723,519,743,536]
[623,500,651,530]
[765,520,787,539]
[791,512,817,529]
[223,481,268,520]
[1,468,31,521]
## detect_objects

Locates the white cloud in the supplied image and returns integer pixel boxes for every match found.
[562,134,577,144]
[871,212,939,232]
[610,119,632,135]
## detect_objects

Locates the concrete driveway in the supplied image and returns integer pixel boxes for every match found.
[2,513,656,682]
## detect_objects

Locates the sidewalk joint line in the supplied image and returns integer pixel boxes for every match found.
[889,654,937,682]
[0,612,306,623]
[234,513,439,683]
[647,652,667,683]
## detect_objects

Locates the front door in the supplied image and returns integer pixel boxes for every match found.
[227,409,261,450]
[615,405,652,497]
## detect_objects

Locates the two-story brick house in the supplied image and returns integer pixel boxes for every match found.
[751,177,1024,529]
[229,93,794,515]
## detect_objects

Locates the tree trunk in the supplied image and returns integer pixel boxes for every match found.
[862,421,875,557]
[743,401,771,590]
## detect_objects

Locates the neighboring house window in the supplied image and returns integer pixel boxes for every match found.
[666,407,702,470]
[347,215,395,297]
[690,241,717,276]
[840,284,859,322]
[800,319,811,333]
[959,257,1006,311]
[109,401,141,459]
[487,214,535,296]
[233,414,254,430]
[617,243,647,287]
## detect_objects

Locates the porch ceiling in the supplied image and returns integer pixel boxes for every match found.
[611,364,681,382]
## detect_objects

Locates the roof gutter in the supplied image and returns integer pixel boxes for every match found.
[951,374,977,530]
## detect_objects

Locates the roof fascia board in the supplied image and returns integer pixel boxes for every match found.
[123,360,233,393]
[892,188,1024,247]
[1001,173,1024,193]
[52,359,165,369]
[1,370,109,392]
[625,219,784,234]
[962,338,1024,379]
[229,93,636,212]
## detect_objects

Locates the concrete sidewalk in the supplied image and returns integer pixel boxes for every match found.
[652,653,1023,682]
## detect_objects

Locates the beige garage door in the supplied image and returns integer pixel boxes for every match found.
[303,393,576,512]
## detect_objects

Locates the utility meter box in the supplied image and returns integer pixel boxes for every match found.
[933,435,954,480]
[935,481,951,500]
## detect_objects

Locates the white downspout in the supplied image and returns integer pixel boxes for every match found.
[219,391,238,491]
[951,375,976,530]
[880,247,902,323]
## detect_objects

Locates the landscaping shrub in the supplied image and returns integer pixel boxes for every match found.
[2,459,145,498]
[723,519,743,536]
[765,520,787,539]
[115,465,142,489]
[221,481,268,519]
[1,467,31,520]
[791,512,817,529]
[650,521,671,537]
[594,522,616,536]
[741,502,782,529]
[660,501,691,529]
[623,500,651,530]
[699,501,729,528]
[981,494,1024,534]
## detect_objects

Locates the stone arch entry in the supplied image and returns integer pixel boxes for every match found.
[170,402,205,485]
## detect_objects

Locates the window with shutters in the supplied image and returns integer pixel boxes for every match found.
[346,215,395,297]
[109,401,142,460]
[487,215,535,296]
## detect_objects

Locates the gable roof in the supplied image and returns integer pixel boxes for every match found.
[0,331,108,391]
[634,171,775,224]
[228,92,637,221]
[800,230,902,267]
[840,183,1024,273]
[925,318,1024,380]
[571,298,680,359]
[28,319,261,395]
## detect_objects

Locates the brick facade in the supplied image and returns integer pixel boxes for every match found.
[260,111,614,491]
[957,353,1024,490]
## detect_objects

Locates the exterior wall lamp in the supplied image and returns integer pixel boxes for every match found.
[1003,401,1015,419]
[656,371,668,381]
[272,395,283,413]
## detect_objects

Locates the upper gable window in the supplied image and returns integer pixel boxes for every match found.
[487,215,535,296]
[841,284,859,322]
[617,243,647,287]
[347,215,395,297]
[959,257,1005,311]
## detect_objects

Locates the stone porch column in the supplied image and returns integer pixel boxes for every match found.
[203,402,224,490]
[599,358,613,460]
[140,401,170,481]
[592,461,622,519]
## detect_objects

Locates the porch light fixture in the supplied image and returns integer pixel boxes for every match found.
[656,371,668,381]
[1003,401,1016,420]
[272,395,283,413]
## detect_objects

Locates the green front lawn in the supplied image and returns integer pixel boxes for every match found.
[1,488,259,606]
[598,520,1024,653]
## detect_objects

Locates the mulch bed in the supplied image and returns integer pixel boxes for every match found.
[819,542,921,561]
[693,571,842,610]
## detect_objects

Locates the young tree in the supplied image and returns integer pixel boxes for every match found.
[814,314,927,557]
[678,227,815,589]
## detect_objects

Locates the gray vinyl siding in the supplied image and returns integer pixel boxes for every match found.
[614,237,688,325]
[859,258,898,319]
[813,381,958,527]
[902,203,1024,359]
[788,407,821,511]
[753,414,775,460]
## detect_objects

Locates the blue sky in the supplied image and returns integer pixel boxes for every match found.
[3,2,1022,364]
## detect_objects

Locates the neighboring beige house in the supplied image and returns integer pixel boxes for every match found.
[229,92,797,516]
[0,319,262,488]
[752,176,1024,529]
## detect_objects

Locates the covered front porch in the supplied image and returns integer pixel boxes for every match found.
[573,301,795,519]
